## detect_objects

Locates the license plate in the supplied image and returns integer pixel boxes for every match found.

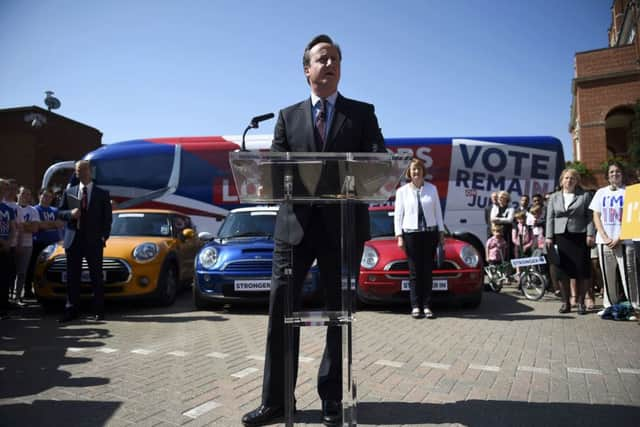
[401,279,448,291]
[61,270,107,283]
[234,279,271,292]
[433,280,448,291]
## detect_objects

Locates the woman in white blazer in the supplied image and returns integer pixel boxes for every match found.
[394,158,444,319]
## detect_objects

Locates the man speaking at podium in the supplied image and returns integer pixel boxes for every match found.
[242,34,385,426]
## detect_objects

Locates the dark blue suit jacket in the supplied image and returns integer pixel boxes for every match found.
[271,93,385,246]
[58,183,112,249]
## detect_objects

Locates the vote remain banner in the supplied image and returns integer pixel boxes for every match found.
[620,183,640,240]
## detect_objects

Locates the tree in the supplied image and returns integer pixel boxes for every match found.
[565,160,597,188]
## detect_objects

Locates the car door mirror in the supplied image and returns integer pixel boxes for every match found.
[197,231,215,241]
[182,228,195,240]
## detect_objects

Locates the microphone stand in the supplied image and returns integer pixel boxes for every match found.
[241,112,275,151]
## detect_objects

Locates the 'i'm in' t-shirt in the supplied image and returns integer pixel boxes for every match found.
[588,186,627,244]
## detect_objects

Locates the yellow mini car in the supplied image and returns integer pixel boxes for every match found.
[34,209,202,307]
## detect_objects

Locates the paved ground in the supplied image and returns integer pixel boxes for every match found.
[1,286,639,427]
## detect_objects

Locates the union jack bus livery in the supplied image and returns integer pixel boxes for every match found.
[42,135,564,247]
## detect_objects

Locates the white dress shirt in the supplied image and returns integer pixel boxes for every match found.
[394,181,444,236]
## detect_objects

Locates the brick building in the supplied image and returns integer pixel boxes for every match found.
[0,106,102,195]
[570,0,640,186]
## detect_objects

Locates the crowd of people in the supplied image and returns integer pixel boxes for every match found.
[484,162,640,318]
[0,160,112,322]
[0,178,65,318]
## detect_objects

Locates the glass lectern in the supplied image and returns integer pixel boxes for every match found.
[229,151,411,426]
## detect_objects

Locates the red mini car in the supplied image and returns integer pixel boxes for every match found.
[358,206,484,308]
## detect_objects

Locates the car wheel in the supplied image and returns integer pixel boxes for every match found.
[156,262,178,306]
[193,285,209,310]
[356,289,373,308]
[192,284,225,310]
[463,290,483,309]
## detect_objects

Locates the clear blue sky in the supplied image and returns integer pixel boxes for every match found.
[1,0,610,160]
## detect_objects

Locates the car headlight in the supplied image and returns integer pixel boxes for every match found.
[360,245,379,269]
[460,244,479,268]
[198,247,218,269]
[133,242,159,262]
[38,243,57,262]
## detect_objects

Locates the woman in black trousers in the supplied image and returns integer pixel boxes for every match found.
[394,158,445,319]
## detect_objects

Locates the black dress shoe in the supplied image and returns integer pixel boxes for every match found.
[559,304,570,314]
[241,404,285,426]
[577,303,587,315]
[58,310,79,323]
[322,400,342,426]
[90,313,105,321]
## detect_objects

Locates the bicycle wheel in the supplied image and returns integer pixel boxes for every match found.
[489,278,503,293]
[519,271,547,301]
[484,266,503,292]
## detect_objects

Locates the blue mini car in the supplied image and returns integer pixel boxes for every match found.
[193,206,320,308]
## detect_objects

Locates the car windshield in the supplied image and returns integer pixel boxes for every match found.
[111,213,172,237]
[218,211,275,239]
[369,210,395,238]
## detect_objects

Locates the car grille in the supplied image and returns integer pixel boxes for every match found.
[45,256,131,284]
[386,260,458,271]
[222,260,273,272]
[52,286,125,295]
[387,261,409,271]
[384,260,461,279]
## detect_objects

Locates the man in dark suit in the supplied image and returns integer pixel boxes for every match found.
[58,160,112,322]
[242,34,385,427]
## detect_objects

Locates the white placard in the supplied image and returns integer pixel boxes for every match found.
[510,256,546,268]
[234,279,271,291]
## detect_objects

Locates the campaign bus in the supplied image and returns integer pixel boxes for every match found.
[42,135,565,254]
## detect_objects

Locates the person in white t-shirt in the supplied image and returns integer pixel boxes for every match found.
[589,162,638,313]
[13,187,40,304]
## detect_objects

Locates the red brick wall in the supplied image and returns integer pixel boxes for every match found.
[577,125,608,187]
[572,0,640,187]
[577,78,640,124]
[575,45,638,78]
[0,108,101,195]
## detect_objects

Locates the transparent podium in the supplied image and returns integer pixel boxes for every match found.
[229,151,411,426]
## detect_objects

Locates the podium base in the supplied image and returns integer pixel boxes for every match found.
[284,310,354,326]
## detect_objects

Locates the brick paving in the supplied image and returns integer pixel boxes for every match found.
[1,286,639,426]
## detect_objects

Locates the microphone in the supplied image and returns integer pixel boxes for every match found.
[250,113,275,128]
[241,112,275,151]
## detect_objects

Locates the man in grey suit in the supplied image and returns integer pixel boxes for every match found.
[58,160,112,322]
[242,34,385,427]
